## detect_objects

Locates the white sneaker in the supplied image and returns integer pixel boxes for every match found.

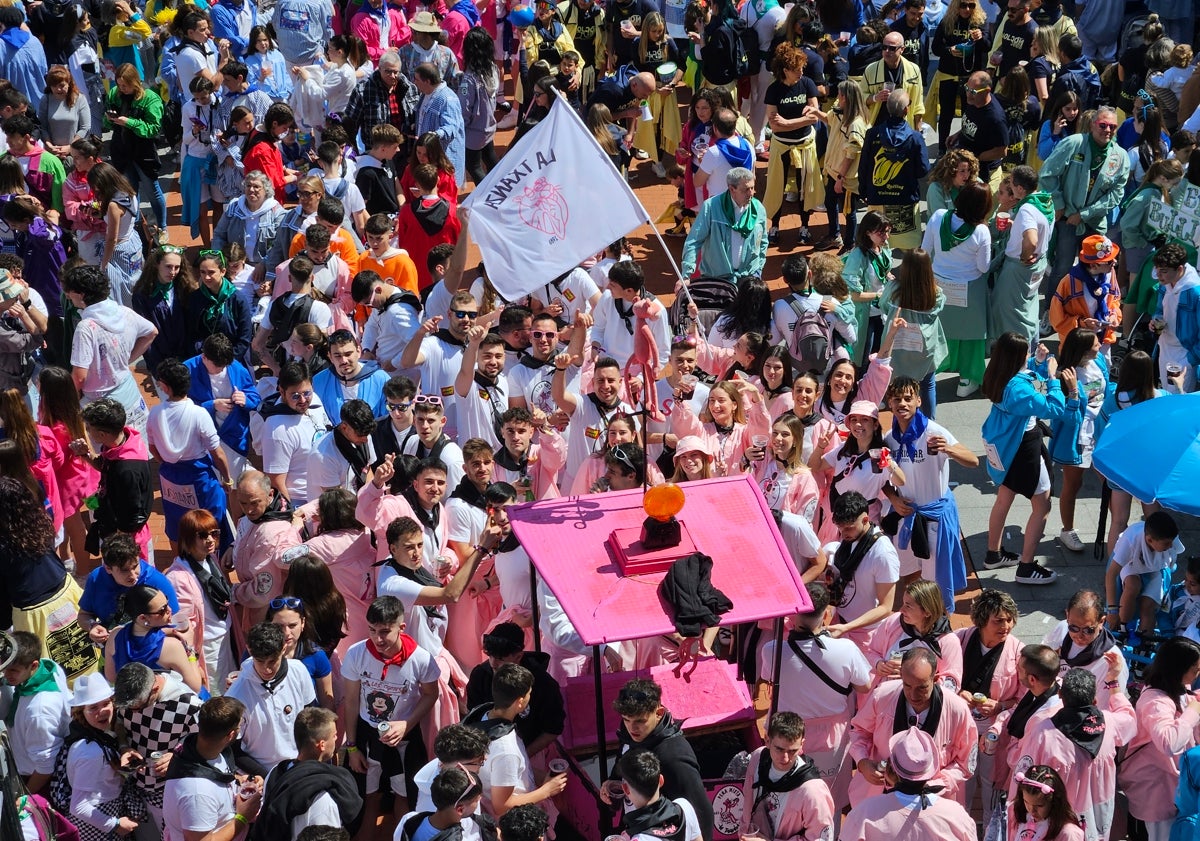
[1058,529,1085,552]
[633,148,650,160]
[497,111,518,130]
[956,380,979,398]
[651,161,667,178]
[784,190,799,203]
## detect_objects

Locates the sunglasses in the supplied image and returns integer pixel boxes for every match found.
[959,2,975,6]
[1014,771,1055,795]
[1067,624,1099,636]
[387,401,413,413]
[966,86,990,94]
[453,763,483,809]
[270,596,304,610]
[160,244,185,255]
[451,309,479,319]
[286,390,314,402]
[671,334,697,347]
[195,529,220,540]
[609,446,637,474]
[1094,123,1118,131]
[530,330,557,340]
[882,44,902,52]
[415,394,444,406]
[147,604,172,617]
[297,190,320,198]
[198,249,226,269]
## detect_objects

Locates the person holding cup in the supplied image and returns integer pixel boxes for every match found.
[862,32,925,129]
[988,165,1055,349]
[814,401,905,542]
[737,712,835,841]
[750,413,820,521]
[1148,242,1200,393]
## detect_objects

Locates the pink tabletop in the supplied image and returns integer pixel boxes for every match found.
[508,474,812,646]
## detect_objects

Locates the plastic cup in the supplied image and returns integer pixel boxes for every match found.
[1167,363,1184,377]
[604,780,626,800]
[752,435,769,449]
[996,211,1012,232]
[882,81,895,93]
[742,823,766,841]
[239,783,258,799]
[869,448,882,461]
[549,758,569,775]
[680,373,699,390]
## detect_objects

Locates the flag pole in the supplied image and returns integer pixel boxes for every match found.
[550,88,695,311]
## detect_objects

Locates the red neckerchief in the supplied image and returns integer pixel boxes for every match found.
[366,635,418,679]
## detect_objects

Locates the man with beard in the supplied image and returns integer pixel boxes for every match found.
[454,327,510,450]
[358,455,451,571]
[400,291,484,440]
[552,351,635,490]
[312,330,390,425]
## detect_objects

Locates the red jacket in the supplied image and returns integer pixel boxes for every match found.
[395,196,461,290]
[243,132,287,204]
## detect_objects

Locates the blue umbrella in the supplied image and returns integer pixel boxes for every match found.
[1092,392,1200,516]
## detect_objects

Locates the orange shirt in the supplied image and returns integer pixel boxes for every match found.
[358,248,419,295]
[287,227,361,277]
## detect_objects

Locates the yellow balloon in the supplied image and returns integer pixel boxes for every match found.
[643,483,685,522]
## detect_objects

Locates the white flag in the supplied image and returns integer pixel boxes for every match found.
[462,96,649,302]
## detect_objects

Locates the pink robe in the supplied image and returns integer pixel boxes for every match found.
[355,481,450,562]
[230,517,300,650]
[867,615,964,691]
[847,681,977,807]
[34,425,64,535]
[841,790,977,841]
[671,388,771,478]
[694,335,764,389]
[43,421,97,517]
[766,391,794,420]
[1009,819,1086,841]
[304,527,377,664]
[992,693,1062,794]
[738,747,835,841]
[1009,691,1137,841]
[490,431,567,500]
[751,458,820,521]
[1117,688,1200,823]
[952,628,1024,728]
[164,557,208,683]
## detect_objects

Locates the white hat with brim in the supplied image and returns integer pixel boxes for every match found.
[70,672,115,708]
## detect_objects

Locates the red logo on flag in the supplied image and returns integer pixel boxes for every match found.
[513,177,569,239]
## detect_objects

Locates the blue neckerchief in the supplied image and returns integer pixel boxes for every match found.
[715,137,754,170]
[450,0,481,26]
[891,410,928,462]
[363,0,388,18]
[0,27,31,50]
[1070,262,1112,323]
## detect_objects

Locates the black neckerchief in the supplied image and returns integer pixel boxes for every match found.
[751,750,821,813]
[449,478,488,509]
[961,627,1006,695]
[787,627,828,650]
[180,551,232,620]
[1059,627,1116,669]
[614,298,635,335]
[403,486,441,532]
[165,733,237,783]
[495,529,520,554]
[493,444,529,476]
[261,656,290,694]
[714,421,735,435]
[62,720,120,766]
[519,352,555,370]
[376,557,443,618]
[586,393,624,447]
[413,432,449,459]
[623,795,687,841]
[892,777,944,809]
[473,370,506,438]
[831,527,882,607]
[250,489,294,524]
[898,616,953,658]
[796,410,821,427]
[333,426,370,490]
[434,328,467,348]
[1006,682,1059,739]
[893,684,943,737]
[1051,704,1106,759]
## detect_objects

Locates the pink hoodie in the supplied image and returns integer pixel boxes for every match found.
[1118,688,1200,823]
[867,614,965,692]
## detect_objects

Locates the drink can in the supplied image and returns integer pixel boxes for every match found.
[150,751,165,761]
[378,721,391,733]
[985,732,999,743]
[972,692,987,704]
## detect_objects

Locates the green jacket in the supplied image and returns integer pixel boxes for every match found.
[841,246,887,363]
[1,144,66,214]
[878,283,947,378]
[103,86,163,138]
[681,194,768,282]
[1117,185,1163,250]
[1039,132,1129,235]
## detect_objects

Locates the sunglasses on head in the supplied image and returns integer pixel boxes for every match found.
[270,596,304,611]
[160,245,185,255]
[415,394,444,406]
[671,334,697,347]
[198,249,226,269]
[609,446,637,473]
[453,763,483,809]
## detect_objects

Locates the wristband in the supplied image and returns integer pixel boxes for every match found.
[474,544,496,558]
[1104,679,1119,689]
[234,814,249,826]
[345,744,358,751]
[1106,608,1118,614]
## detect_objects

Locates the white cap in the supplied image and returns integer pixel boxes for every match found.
[70,672,115,708]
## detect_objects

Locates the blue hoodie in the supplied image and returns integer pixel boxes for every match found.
[312,358,391,425]
[980,364,1078,485]
[858,116,930,206]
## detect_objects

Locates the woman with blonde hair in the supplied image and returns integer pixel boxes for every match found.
[38,67,91,157]
[632,12,683,178]
[867,578,963,690]
[751,413,819,521]
[764,42,821,246]
[1028,26,1060,106]
[103,63,166,245]
[814,79,871,250]
[925,148,979,218]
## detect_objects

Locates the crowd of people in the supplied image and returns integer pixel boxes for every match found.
[1,0,1200,839]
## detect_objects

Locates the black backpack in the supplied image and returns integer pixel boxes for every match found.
[703,18,759,85]
[265,293,316,367]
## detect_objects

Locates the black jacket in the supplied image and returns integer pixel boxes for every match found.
[465,652,565,747]
[616,713,713,841]
[250,759,363,841]
[96,451,152,537]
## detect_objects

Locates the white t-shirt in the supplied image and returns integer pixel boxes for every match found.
[565,391,636,482]
[423,281,459,328]
[821,532,900,625]
[175,41,219,101]
[307,429,377,493]
[362,300,422,371]
[762,633,871,718]
[777,510,822,567]
[72,303,156,396]
[921,211,991,285]
[309,173,367,216]
[398,432,465,496]
[417,335,467,438]
[264,293,334,332]
[530,267,600,325]
[377,563,449,657]
[697,137,751,203]
[458,372,509,450]
[147,398,221,463]
[479,722,533,800]
[590,291,671,368]
[882,419,956,506]
[1111,520,1185,579]
[493,545,532,613]
[823,446,897,506]
[343,638,441,726]
[262,398,333,503]
[163,754,235,841]
[225,657,317,767]
[446,497,487,546]
[1005,201,1052,260]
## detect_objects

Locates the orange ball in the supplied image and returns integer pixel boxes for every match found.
[643,483,685,522]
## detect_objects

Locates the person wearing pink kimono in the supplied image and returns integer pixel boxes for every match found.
[1010,765,1086,841]
[739,712,835,841]
[356,455,451,565]
[491,407,567,500]
[953,589,1024,827]
[867,580,964,691]
[847,648,976,808]
[1117,637,1200,841]
[1010,662,1137,841]
[841,726,977,841]
[986,645,1062,797]
[227,470,301,651]
[816,351,894,428]
[683,308,767,390]
[670,379,771,478]
[302,488,378,665]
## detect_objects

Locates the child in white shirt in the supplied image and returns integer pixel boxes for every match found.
[1104,511,1185,633]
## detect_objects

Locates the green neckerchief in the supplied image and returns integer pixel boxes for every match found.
[1087,135,1108,174]
[151,280,173,303]
[200,277,236,330]
[722,192,763,239]
[1016,190,1056,225]
[4,659,59,726]
[939,211,975,252]
[868,249,890,284]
